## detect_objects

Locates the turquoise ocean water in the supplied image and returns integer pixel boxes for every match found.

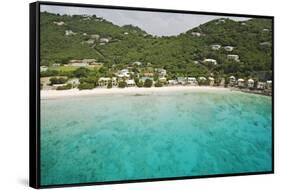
[40,90,272,185]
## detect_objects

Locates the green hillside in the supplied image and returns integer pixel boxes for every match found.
[40,12,272,80]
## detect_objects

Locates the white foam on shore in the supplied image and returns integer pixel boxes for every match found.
[40,86,232,99]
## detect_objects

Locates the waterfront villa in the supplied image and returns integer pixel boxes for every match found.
[198,77,207,81]
[247,79,254,88]
[237,78,245,87]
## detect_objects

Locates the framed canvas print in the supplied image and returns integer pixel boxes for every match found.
[29,1,274,188]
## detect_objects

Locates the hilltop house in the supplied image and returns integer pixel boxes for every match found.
[208,77,215,86]
[237,78,245,87]
[229,76,236,86]
[116,69,130,78]
[191,32,201,37]
[203,58,217,65]
[187,77,197,85]
[227,54,240,62]
[124,32,129,35]
[65,30,76,36]
[257,82,266,90]
[247,79,254,88]
[69,62,88,67]
[40,66,48,72]
[132,61,142,66]
[91,34,100,39]
[126,79,136,87]
[260,42,271,47]
[224,46,234,52]
[211,44,221,50]
[53,21,65,26]
[100,38,110,43]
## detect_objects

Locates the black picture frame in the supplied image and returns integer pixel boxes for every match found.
[30,1,274,189]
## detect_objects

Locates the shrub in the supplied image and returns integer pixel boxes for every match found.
[118,81,127,88]
[144,79,153,88]
[56,84,72,90]
[73,67,90,78]
[78,83,95,90]
[154,81,163,87]
[107,80,112,88]
[136,81,144,87]
[49,77,68,85]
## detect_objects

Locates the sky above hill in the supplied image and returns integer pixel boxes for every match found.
[41,5,250,36]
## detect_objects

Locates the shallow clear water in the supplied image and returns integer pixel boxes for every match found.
[40,90,272,185]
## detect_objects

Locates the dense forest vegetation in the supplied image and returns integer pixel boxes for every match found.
[40,12,272,81]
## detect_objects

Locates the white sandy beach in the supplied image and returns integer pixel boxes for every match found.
[41,86,232,99]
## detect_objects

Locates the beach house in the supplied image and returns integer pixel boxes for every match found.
[177,77,187,85]
[139,77,153,83]
[237,78,245,87]
[208,77,215,86]
[187,77,198,85]
[98,77,112,87]
[247,79,254,88]
[229,76,236,86]
[257,82,266,90]
[126,79,136,87]
[67,78,80,87]
[266,80,272,89]
[158,77,167,83]
[168,80,178,86]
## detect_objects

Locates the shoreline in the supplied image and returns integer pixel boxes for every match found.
[41,86,232,99]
